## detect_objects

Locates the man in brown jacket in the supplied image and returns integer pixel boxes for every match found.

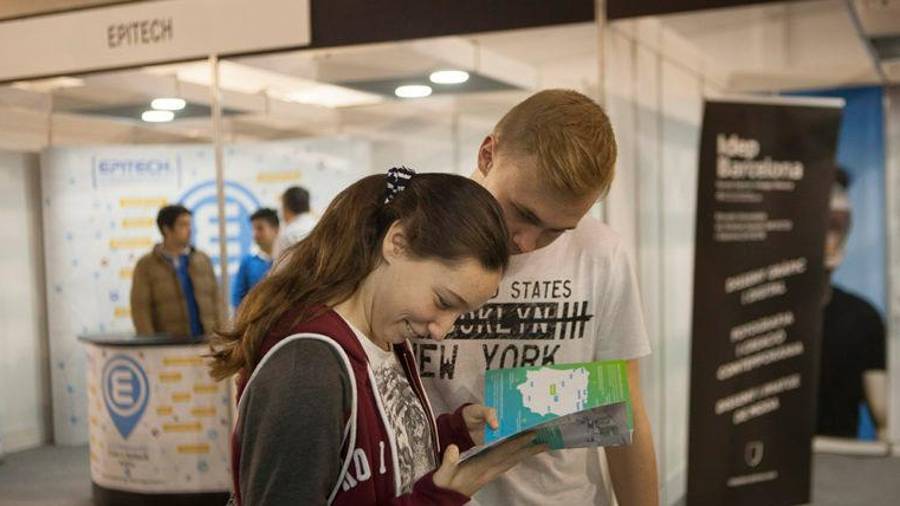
[130,204,222,338]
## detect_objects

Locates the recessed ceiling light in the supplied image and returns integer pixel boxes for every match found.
[395,84,433,99]
[141,110,175,123]
[429,70,470,85]
[151,97,186,111]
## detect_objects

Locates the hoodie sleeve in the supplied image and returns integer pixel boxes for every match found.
[436,403,476,455]
[237,339,351,506]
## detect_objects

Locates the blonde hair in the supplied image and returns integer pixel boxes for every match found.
[493,89,617,197]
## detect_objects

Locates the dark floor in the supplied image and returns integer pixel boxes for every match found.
[1,445,900,505]
[0,445,91,506]
[809,452,900,506]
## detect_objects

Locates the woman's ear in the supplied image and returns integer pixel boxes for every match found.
[381,221,408,263]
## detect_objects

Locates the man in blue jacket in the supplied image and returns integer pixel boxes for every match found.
[232,208,279,308]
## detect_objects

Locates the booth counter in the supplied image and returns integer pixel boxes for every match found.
[78,334,231,506]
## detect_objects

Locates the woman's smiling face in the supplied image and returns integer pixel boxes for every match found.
[368,224,501,348]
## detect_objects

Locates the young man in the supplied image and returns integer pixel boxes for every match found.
[273,185,317,259]
[232,208,279,308]
[415,90,659,505]
[130,204,222,338]
[817,168,887,439]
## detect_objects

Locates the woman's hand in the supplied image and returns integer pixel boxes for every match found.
[461,404,499,445]
[432,433,546,498]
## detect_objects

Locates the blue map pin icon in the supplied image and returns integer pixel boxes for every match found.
[102,355,150,439]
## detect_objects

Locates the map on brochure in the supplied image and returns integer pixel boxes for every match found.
[462,360,633,461]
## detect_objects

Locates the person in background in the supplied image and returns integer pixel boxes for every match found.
[273,185,317,258]
[130,204,222,338]
[232,207,279,309]
[817,167,888,439]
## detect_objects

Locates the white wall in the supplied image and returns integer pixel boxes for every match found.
[659,0,877,92]
[0,150,51,453]
[603,18,722,505]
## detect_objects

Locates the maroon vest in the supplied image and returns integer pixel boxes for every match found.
[231,308,472,505]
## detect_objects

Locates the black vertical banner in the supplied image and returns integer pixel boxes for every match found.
[687,98,842,506]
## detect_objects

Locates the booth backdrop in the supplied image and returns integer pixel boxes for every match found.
[42,138,371,445]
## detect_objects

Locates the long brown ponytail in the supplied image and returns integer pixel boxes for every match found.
[208,171,509,381]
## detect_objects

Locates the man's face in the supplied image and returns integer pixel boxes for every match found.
[824,184,851,272]
[824,208,851,272]
[164,213,193,248]
[252,219,279,252]
[476,136,599,254]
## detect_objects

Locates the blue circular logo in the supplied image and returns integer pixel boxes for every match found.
[178,181,261,283]
[102,355,149,439]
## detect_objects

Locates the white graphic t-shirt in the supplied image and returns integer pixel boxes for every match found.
[346,319,437,495]
[413,217,651,506]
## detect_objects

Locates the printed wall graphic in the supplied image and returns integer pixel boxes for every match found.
[686,98,842,506]
[43,138,371,444]
[86,344,231,492]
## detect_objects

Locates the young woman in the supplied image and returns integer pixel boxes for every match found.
[210,168,544,506]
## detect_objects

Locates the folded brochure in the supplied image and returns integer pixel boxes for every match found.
[462,360,633,460]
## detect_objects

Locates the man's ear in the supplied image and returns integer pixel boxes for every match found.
[477,135,497,178]
[381,221,409,263]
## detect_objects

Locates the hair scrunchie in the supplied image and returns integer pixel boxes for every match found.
[384,166,416,204]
